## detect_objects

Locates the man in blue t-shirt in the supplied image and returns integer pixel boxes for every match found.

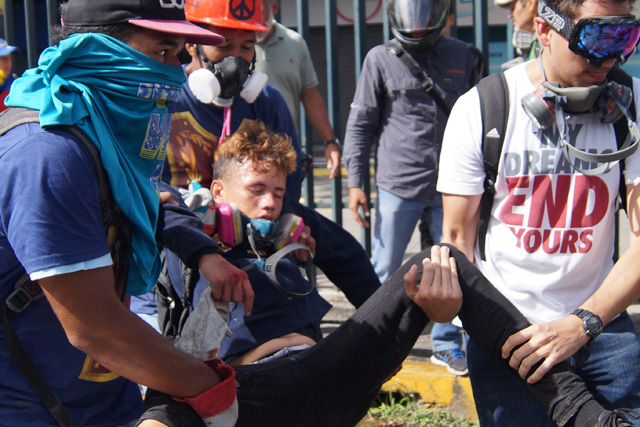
[0,1,248,425]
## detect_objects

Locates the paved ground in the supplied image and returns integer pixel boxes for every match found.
[307,168,640,422]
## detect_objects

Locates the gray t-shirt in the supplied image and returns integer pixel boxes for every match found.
[255,21,318,133]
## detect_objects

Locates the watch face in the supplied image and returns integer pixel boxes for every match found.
[585,315,603,336]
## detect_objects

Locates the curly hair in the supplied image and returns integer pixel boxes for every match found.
[541,0,635,19]
[213,124,297,182]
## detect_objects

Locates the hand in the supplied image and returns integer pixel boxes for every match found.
[404,245,462,323]
[348,187,370,228]
[198,253,254,315]
[159,191,178,206]
[501,315,589,383]
[324,144,341,180]
[295,225,316,261]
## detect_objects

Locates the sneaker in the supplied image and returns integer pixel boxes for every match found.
[598,409,640,427]
[430,349,468,376]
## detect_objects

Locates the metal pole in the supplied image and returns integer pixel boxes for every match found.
[473,0,489,61]
[297,0,315,211]
[325,0,342,224]
[3,0,15,43]
[353,0,366,79]
[24,0,38,68]
[353,0,372,252]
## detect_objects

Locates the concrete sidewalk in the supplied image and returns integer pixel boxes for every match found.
[309,168,640,422]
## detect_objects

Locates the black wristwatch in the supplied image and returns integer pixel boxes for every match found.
[324,138,341,150]
[571,308,603,341]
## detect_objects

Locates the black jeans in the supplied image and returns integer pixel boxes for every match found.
[140,246,593,427]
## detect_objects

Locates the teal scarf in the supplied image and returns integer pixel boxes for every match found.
[7,33,186,296]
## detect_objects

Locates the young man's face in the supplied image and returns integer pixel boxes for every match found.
[212,161,286,221]
[126,28,187,67]
[540,0,631,87]
[193,26,256,66]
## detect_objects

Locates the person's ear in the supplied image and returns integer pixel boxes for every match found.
[273,1,279,15]
[535,17,552,47]
[186,43,198,58]
[211,179,224,205]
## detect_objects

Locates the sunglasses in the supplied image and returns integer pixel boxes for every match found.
[539,1,640,66]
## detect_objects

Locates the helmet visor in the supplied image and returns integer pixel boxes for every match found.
[387,0,449,33]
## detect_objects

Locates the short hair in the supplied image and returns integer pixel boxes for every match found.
[542,0,634,19]
[213,125,297,182]
[49,23,137,46]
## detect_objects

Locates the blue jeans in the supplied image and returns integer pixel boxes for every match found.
[432,321,463,352]
[371,188,443,283]
[467,312,640,427]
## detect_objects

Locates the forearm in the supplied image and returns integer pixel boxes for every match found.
[157,181,220,268]
[300,88,334,141]
[40,268,220,397]
[441,194,482,261]
[581,185,640,323]
[579,235,640,324]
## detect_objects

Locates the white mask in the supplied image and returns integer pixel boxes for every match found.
[512,29,536,51]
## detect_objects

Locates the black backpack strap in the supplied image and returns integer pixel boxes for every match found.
[385,41,451,116]
[477,72,509,261]
[156,251,200,340]
[607,66,635,213]
[1,303,77,426]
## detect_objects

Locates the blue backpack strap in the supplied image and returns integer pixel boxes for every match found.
[477,72,509,261]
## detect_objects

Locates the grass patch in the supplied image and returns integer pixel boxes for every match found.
[360,391,479,427]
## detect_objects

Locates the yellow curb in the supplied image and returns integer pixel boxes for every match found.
[380,359,478,422]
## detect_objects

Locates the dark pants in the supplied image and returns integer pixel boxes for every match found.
[140,246,595,427]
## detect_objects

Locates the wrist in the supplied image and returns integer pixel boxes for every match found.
[173,358,237,419]
[324,138,341,150]
[571,308,603,341]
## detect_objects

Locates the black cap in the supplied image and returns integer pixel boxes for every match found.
[60,0,224,45]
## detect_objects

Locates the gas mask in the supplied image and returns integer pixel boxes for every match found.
[521,58,639,175]
[188,47,268,107]
[215,202,315,299]
[512,29,536,54]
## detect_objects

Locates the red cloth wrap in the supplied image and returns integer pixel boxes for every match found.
[172,358,237,419]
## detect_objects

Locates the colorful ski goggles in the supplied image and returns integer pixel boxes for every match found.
[539,0,640,65]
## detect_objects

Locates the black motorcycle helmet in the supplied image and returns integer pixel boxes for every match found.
[387,0,450,51]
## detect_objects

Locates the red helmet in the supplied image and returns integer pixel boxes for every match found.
[185,0,269,32]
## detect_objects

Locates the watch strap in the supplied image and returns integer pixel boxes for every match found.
[324,138,340,148]
[571,308,602,340]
